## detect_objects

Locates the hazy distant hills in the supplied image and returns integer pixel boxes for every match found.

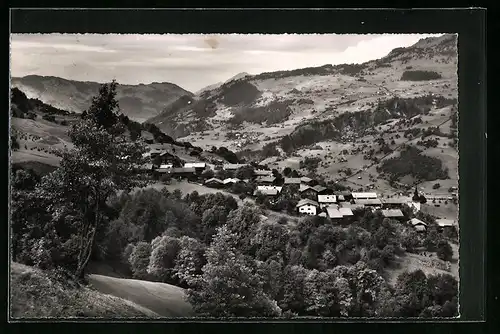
[11,75,193,122]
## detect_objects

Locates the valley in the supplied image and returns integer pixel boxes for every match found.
[10,33,460,319]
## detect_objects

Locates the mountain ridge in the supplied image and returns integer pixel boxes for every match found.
[11,75,194,122]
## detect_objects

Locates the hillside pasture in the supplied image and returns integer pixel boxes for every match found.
[10,262,160,319]
[88,274,194,318]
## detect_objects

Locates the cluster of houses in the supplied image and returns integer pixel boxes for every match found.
[141,151,456,234]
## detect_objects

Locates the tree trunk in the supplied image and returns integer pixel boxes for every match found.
[75,191,100,279]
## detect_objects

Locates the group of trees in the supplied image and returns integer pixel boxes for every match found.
[11,80,149,278]
[300,157,322,173]
[378,145,449,182]
[209,146,240,164]
[229,101,292,126]
[400,70,443,81]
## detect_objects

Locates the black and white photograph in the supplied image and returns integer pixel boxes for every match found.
[9,31,460,319]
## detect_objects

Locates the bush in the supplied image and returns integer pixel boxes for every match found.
[401,70,442,81]
[433,183,441,189]
[160,174,172,184]
[300,157,321,173]
[436,241,453,261]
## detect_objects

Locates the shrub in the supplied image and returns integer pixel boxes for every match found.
[436,241,453,262]
[401,70,442,81]
[433,183,441,189]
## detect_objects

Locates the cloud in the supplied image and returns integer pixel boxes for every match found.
[10,33,443,92]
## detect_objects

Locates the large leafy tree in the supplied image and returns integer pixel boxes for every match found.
[187,225,281,317]
[36,81,147,278]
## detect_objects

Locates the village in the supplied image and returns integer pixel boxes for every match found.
[140,148,458,235]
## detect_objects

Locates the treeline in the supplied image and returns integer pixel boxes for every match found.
[229,100,292,126]
[401,70,443,81]
[252,64,335,81]
[377,145,449,182]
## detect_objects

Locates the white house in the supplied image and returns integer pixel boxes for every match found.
[254,187,280,197]
[352,192,378,200]
[317,194,337,208]
[255,169,274,177]
[223,178,243,185]
[296,199,319,216]
[159,164,173,169]
[257,185,282,192]
[184,162,206,169]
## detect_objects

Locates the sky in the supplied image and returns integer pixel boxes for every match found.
[10,33,443,93]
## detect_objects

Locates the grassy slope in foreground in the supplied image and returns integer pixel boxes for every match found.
[10,262,160,319]
[88,274,194,317]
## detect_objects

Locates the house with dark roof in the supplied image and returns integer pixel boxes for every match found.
[296,199,320,216]
[436,219,456,232]
[354,198,383,208]
[205,178,225,188]
[256,176,276,184]
[312,185,328,194]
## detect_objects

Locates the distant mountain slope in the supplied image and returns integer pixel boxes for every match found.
[195,72,251,96]
[11,75,193,122]
[146,34,458,196]
[148,34,457,140]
